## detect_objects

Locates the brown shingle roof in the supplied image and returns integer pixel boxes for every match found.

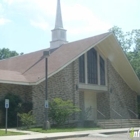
[0,32,111,84]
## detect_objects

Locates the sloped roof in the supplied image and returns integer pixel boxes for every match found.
[0,32,110,84]
[0,32,140,94]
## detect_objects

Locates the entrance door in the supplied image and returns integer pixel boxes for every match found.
[84,91,97,121]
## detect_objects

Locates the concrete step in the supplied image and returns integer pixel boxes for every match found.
[97,119,140,129]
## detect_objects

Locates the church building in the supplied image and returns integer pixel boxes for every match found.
[0,0,140,128]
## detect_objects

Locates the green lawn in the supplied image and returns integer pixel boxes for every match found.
[0,130,25,136]
[29,127,100,133]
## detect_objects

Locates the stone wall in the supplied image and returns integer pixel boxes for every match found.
[96,60,138,120]
[32,59,79,125]
[107,60,138,119]
[97,92,110,119]
[0,83,32,102]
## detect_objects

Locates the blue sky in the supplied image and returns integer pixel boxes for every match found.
[0,0,139,54]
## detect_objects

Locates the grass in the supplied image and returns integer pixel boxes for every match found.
[28,127,100,133]
[0,130,25,136]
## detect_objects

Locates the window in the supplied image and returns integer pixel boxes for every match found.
[87,48,98,84]
[79,48,106,86]
[100,56,105,85]
[79,54,85,83]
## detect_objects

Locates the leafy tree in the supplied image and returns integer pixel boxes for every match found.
[109,26,140,79]
[109,26,133,53]
[0,48,23,60]
[49,98,80,126]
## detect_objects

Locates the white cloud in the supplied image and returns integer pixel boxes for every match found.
[0,3,4,12]
[30,19,49,30]
[0,18,11,25]
[2,0,111,33]
[0,3,2,9]
[3,0,24,5]
[3,0,56,16]
[62,4,111,34]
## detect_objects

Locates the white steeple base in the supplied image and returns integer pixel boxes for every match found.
[50,40,68,49]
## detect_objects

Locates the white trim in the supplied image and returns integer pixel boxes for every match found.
[97,52,100,85]
[95,45,107,59]
[85,52,88,84]
[111,33,140,83]
[79,83,108,91]
[0,80,31,85]
[105,59,108,86]
[96,46,108,86]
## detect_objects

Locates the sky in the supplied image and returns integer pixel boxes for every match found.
[0,0,139,54]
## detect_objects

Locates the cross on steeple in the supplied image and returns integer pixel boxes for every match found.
[50,0,68,49]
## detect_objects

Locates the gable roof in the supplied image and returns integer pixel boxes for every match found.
[0,32,140,93]
[0,32,110,84]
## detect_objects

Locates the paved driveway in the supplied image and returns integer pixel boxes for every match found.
[57,133,131,140]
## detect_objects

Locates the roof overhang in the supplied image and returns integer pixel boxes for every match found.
[96,34,140,94]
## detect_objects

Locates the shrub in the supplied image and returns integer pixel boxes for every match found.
[49,98,80,126]
[18,110,35,129]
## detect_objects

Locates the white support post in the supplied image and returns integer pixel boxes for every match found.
[85,53,88,84]
[97,53,100,85]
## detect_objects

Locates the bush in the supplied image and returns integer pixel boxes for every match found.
[49,98,80,126]
[18,110,35,129]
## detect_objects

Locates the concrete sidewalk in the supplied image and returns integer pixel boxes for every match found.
[0,127,139,140]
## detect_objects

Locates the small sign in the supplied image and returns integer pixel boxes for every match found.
[5,99,9,108]
[45,100,49,108]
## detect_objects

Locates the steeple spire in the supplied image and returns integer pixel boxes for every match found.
[50,0,68,49]
[55,0,63,28]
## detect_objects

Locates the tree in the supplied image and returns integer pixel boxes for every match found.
[109,26,140,79]
[0,48,23,60]
[109,26,133,53]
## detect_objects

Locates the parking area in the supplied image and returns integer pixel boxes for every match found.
[57,133,130,140]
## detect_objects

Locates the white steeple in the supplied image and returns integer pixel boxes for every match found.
[55,0,63,28]
[50,0,68,49]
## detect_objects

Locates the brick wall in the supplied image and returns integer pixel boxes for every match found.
[107,60,138,119]
[97,92,110,119]
[97,60,138,119]
[0,83,32,102]
[0,83,32,125]
[32,60,79,125]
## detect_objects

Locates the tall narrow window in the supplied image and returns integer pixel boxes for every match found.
[100,56,105,85]
[87,48,98,84]
[79,54,85,83]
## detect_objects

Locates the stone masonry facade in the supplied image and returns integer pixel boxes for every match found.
[108,60,138,119]
[97,60,138,119]
[0,57,138,125]
[32,59,79,125]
